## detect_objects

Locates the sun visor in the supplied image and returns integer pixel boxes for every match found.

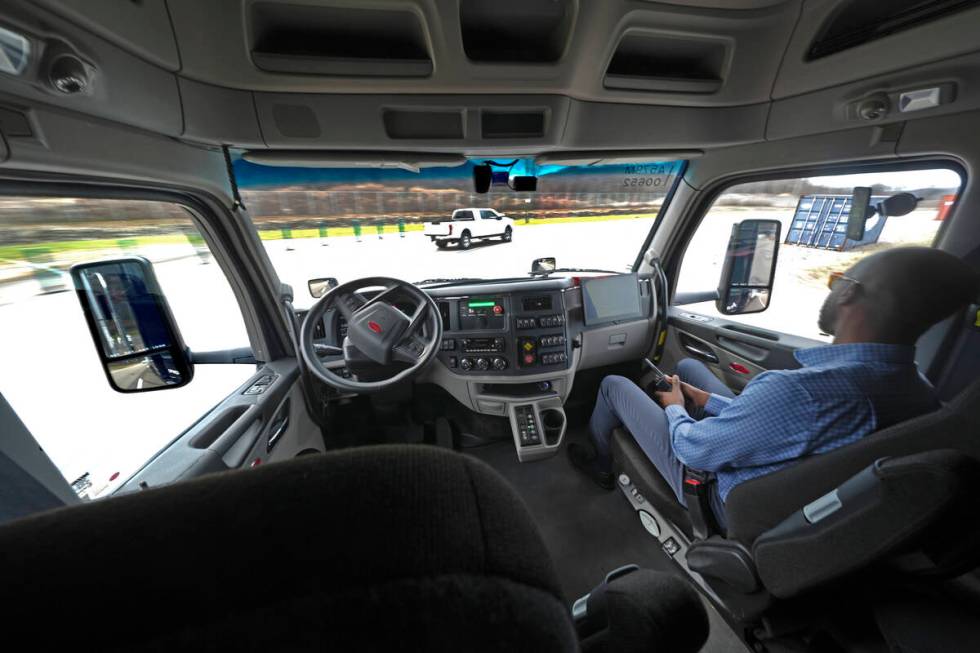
[241,150,466,173]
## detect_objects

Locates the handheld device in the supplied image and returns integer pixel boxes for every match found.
[642,358,673,392]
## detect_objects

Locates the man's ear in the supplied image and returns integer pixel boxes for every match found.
[837,282,862,305]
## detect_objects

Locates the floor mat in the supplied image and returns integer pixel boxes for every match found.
[464,427,749,652]
[464,428,675,600]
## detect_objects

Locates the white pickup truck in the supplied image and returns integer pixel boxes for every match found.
[423,208,514,249]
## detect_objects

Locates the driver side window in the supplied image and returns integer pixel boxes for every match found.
[0,196,254,499]
[675,168,962,341]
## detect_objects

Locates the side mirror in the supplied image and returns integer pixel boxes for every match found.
[878,192,919,217]
[846,186,872,241]
[308,277,339,299]
[716,220,781,315]
[70,257,192,392]
[531,257,557,274]
[848,188,920,240]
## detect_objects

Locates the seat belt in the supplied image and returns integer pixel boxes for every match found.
[683,468,720,540]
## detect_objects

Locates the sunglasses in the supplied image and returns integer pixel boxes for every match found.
[827,271,862,290]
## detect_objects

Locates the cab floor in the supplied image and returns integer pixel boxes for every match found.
[464,426,748,652]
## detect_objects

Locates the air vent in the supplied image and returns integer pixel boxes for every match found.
[383,110,464,140]
[604,32,727,94]
[250,3,432,77]
[481,111,546,139]
[808,0,980,60]
[459,0,573,63]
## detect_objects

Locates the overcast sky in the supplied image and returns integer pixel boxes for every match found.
[808,168,961,190]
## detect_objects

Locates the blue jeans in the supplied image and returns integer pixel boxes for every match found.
[588,358,735,526]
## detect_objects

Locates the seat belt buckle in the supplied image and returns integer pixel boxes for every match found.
[683,468,718,540]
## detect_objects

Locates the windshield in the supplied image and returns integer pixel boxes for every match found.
[236,158,684,308]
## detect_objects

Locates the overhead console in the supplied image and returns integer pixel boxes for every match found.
[249,3,433,78]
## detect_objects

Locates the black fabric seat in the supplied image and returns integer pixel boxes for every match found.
[726,376,980,545]
[608,375,980,620]
[0,445,578,652]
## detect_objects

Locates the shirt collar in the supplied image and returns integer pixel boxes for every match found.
[794,343,917,367]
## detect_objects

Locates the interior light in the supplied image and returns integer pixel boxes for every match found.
[0,25,31,76]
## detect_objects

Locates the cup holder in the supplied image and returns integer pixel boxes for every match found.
[541,409,565,445]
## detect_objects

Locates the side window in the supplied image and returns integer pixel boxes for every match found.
[480,210,496,219]
[454,211,475,221]
[0,196,254,499]
[675,168,962,341]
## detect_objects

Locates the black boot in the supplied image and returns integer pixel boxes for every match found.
[567,443,614,490]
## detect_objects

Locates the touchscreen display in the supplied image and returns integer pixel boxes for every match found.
[582,274,643,326]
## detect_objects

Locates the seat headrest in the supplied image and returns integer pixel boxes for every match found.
[0,445,576,652]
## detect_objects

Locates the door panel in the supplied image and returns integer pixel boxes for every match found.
[116,359,323,494]
[660,307,821,392]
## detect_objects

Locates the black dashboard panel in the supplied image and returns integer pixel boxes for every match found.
[433,290,570,376]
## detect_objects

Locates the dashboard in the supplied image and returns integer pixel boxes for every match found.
[317,275,655,382]
[312,275,655,462]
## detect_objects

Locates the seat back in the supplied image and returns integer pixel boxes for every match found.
[752,449,980,598]
[0,445,578,652]
[726,376,980,545]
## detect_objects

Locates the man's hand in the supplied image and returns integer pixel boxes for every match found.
[654,375,684,408]
[680,381,711,409]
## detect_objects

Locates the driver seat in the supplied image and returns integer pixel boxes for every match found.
[611,375,980,619]
[0,446,578,651]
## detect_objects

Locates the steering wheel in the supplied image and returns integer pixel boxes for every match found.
[299,277,443,393]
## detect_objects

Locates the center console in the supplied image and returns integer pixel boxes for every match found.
[412,275,653,463]
[434,291,570,376]
[509,399,567,462]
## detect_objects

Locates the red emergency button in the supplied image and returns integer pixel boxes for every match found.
[492,304,504,315]
[523,354,536,365]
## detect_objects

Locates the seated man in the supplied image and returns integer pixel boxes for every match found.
[569,247,978,528]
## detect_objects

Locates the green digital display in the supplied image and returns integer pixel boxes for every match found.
[468,301,496,308]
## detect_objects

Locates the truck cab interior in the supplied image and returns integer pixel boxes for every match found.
[1,1,979,651]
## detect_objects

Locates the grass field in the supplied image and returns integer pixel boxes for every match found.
[0,212,661,258]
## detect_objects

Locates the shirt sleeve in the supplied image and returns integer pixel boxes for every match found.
[704,393,731,416]
[667,373,816,472]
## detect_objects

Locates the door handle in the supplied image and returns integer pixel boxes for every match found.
[267,416,289,452]
[682,342,719,363]
[717,336,769,363]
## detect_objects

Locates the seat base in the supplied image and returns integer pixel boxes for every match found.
[610,427,693,539]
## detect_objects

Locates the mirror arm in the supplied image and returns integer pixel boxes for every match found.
[189,347,257,365]
[674,290,720,306]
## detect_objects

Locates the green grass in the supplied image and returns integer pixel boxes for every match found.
[256,212,658,240]
[0,233,193,261]
[1,212,661,258]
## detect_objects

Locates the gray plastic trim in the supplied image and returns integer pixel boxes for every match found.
[802,489,842,524]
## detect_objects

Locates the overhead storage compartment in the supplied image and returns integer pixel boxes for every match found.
[249,2,432,77]
[807,0,979,61]
[481,110,547,139]
[459,0,574,63]
[383,110,465,140]
[604,31,729,94]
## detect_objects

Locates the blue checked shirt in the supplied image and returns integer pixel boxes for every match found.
[664,343,940,502]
